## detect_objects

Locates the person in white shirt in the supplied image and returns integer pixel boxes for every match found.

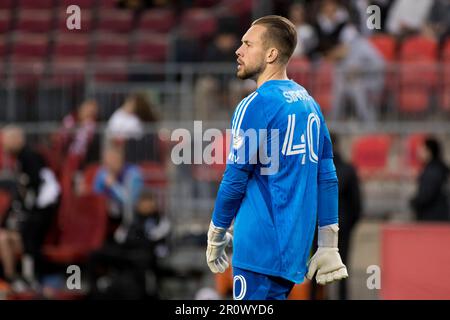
[106,93,157,141]
[288,3,317,57]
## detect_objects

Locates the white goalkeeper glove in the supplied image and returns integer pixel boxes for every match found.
[306,224,348,285]
[206,222,232,273]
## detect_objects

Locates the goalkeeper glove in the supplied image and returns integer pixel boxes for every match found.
[306,224,348,285]
[206,222,232,273]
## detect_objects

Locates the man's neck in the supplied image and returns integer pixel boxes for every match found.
[256,65,289,88]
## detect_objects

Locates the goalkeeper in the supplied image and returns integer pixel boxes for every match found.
[206,15,348,300]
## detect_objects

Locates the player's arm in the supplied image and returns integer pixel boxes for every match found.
[307,121,348,285]
[212,165,251,229]
[206,165,250,273]
[206,92,264,273]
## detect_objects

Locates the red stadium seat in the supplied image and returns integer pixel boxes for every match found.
[0,10,11,33]
[369,33,397,91]
[287,57,311,90]
[18,0,54,9]
[91,33,130,81]
[92,34,130,61]
[43,194,108,264]
[398,36,438,114]
[180,9,217,39]
[369,34,397,62]
[53,33,90,60]
[311,62,334,114]
[0,0,13,10]
[132,33,169,62]
[137,9,175,33]
[401,36,438,61]
[91,36,130,82]
[10,33,49,84]
[11,33,49,62]
[351,134,392,178]
[441,39,450,111]
[50,33,90,83]
[398,61,437,113]
[0,190,11,221]
[16,9,53,33]
[97,9,133,33]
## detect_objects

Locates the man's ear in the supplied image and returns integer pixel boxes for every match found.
[266,48,279,64]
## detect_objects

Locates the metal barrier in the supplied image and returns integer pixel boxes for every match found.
[1,62,449,124]
[1,59,450,234]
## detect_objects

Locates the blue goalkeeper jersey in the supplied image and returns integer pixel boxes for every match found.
[212,79,338,284]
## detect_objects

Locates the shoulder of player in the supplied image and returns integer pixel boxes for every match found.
[234,90,266,115]
[231,91,267,133]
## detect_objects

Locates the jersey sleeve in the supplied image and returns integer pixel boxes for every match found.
[212,91,268,228]
[317,116,339,227]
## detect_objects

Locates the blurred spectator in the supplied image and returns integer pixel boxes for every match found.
[386,0,434,39]
[93,145,144,235]
[308,0,384,122]
[204,32,238,62]
[173,34,201,63]
[0,126,60,292]
[288,3,316,57]
[87,189,170,299]
[423,0,450,43]
[331,133,362,300]
[106,93,158,141]
[119,93,161,164]
[410,137,449,221]
[308,0,359,61]
[331,35,385,123]
[195,30,241,120]
[58,99,99,168]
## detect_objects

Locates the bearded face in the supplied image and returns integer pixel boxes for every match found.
[235,25,269,81]
[236,52,266,80]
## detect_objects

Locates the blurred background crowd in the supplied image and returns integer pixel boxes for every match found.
[0,0,449,300]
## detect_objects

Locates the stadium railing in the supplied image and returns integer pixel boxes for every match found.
[1,62,450,123]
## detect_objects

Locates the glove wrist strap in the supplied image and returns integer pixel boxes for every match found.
[318,224,339,248]
[208,221,227,243]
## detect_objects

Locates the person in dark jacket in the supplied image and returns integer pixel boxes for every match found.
[0,126,60,292]
[331,133,362,300]
[87,188,170,299]
[410,137,449,221]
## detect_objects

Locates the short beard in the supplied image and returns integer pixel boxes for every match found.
[237,62,265,80]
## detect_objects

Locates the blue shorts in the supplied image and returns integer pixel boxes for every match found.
[232,267,295,300]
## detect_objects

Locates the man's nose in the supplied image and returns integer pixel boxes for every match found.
[235,47,242,58]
